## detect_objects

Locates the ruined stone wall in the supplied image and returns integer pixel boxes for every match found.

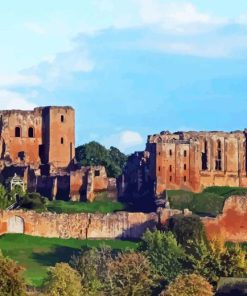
[133,130,247,195]
[0,109,43,165]
[0,106,75,169]
[203,196,247,242]
[0,210,158,239]
[1,196,247,241]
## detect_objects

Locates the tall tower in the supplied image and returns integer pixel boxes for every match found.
[41,106,75,168]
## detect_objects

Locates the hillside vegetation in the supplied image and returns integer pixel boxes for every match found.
[165,186,247,217]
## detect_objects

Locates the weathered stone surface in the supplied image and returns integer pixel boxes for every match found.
[120,130,247,197]
[203,196,247,242]
[0,210,158,239]
[1,196,246,242]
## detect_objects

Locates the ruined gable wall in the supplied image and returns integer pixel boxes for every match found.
[0,109,43,164]
[148,131,247,194]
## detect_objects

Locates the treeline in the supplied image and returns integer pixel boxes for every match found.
[1,215,247,295]
[76,141,127,178]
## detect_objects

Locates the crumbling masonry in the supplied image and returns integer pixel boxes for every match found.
[0,106,110,201]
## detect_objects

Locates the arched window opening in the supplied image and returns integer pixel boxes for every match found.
[184,176,187,182]
[169,149,172,156]
[184,164,187,170]
[28,127,34,138]
[184,150,187,157]
[215,140,222,171]
[61,137,64,144]
[61,115,64,123]
[15,127,21,137]
[201,140,208,170]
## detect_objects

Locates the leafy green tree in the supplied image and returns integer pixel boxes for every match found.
[166,214,207,252]
[141,230,186,283]
[43,263,82,296]
[75,141,127,178]
[106,251,155,296]
[0,251,27,296]
[70,245,112,295]
[160,274,213,296]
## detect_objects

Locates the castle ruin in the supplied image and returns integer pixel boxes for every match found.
[120,130,247,198]
[0,106,110,201]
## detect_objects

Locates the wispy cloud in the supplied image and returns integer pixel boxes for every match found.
[0,90,37,110]
[0,74,41,88]
[24,22,46,35]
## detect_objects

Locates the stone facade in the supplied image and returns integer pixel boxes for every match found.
[120,130,247,197]
[1,196,246,242]
[0,106,75,168]
[0,106,110,201]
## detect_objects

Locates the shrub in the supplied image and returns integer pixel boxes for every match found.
[42,263,82,296]
[20,192,47,211]
[161,274,213,296]
[0,251,27,296]
[166,214,207,251]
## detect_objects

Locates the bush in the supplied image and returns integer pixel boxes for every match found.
[161,274,213,296]
[19,193,48,211]
[42,263,82,296]
[0,251,27,296]
[166,215,207,251]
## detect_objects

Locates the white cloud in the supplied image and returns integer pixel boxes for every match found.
[24,22,46,35]
[0,90,37,110]
[0,74,41,87]
[102,130,144,152]
[135,0,226,34]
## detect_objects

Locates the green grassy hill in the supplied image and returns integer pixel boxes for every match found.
[164,186,247,217]
[0,234,138,287]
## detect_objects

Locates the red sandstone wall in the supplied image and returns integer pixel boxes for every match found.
[203,196,247,242]
[1,196,247,241]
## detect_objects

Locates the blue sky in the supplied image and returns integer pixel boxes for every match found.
[0,1,247,153]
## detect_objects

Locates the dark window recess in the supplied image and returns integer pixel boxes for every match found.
[215,140,222,171]
[169,165,172,172]
[201,140,208,170]
[184,176,187,182]
[28,127,34,138]
[170,176,172,182]
[169,149,172,156]
[184,164,187,170]
[15,127,21,137]
[158,166,161,172]
[94,170,100,177]
[61,137,64,144]
[18,151,25,161]
[184,150,187,157]
[61,115,64,122]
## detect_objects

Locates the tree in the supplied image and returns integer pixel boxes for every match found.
[192,237,247,284]
[75,141,127,178]
[70,245,112,295]
[166,214,207,252]
[0,251,27,296]
[161,274,213,296]
[141,230,186,283]
[106,251,155,296]
[42,263,82,296]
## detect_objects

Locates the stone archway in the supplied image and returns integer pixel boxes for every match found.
[7,216,24,234]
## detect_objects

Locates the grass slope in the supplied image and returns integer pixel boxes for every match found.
[46,200,126,214]
[166,186,247,217]
[0,234,138,287]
